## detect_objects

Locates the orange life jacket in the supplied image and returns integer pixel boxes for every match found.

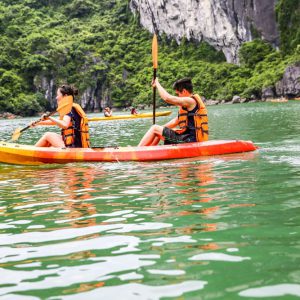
[62,103,90,148]
[176,94,209,142]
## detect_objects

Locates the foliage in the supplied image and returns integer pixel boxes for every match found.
[276,0,300,54]
[12,93,42,116]
[239,40,274,68]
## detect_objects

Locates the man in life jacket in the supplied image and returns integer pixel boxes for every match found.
[138,77,208,146]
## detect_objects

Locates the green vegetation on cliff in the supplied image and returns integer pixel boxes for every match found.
[276,0,300,54]
[0,0,299,115]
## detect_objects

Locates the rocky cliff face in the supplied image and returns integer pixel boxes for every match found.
[275,63,300,97]
[130,0,279,63]
[33,75,111,111]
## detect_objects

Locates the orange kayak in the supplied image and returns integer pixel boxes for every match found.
[0,140,257,165]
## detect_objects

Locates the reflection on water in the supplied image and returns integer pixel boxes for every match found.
[1,103,300,298]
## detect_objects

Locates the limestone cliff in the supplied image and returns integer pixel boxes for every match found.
[130,0,279,63]
[276,63,300,97]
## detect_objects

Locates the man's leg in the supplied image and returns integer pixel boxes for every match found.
[138,125,164,146]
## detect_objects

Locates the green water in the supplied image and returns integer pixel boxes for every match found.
[0,102,300,299]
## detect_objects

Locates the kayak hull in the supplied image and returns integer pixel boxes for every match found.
[0,140,257,165]
[88,111,172,121]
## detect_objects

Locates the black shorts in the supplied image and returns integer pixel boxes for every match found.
[162,127,196,145]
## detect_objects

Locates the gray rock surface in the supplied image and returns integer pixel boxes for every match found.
[130,0,279,63]
[275,63,300,97]
[262,86,275,100]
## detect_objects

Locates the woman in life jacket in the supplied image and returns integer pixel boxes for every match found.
[138,77,208,146]
[34,84,90,148]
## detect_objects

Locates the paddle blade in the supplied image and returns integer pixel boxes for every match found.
[57,95,73,119]
[11,128,22,141]
[152,34,158,69]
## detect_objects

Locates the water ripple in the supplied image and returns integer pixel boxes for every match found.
[189,252,251,262]
[58,280,207,300]
[0,222,172,245]
[239,283,300,297]
[0,254,159,296]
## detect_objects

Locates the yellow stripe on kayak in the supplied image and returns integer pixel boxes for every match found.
[88,111,172,121]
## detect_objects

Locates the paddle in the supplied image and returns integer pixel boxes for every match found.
[10,96,73,142]
[152,34,158,124]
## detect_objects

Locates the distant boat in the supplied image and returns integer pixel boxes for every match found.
[88,110,172,121]
[267,98,288,103]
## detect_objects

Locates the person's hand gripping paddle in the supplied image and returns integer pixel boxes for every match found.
[10,96,73,142]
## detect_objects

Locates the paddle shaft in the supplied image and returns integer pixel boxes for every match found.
[20,111,56,134]
[152,34,158,125]
[152,68,157,124]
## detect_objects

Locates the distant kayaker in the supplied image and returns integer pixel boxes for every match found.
[138,78,208,146]
[131,107,138,115]
[34,84,90,148]
[104,107,112,117]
